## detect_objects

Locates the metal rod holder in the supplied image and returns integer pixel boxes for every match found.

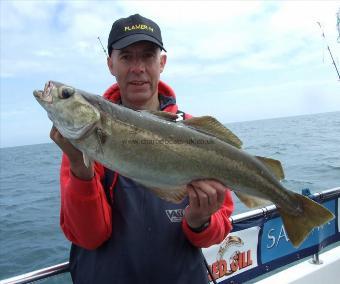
[309,252,323,265]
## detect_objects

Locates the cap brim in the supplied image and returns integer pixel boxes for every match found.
[111,34,166,51]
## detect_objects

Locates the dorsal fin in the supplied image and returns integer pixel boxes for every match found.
[182,116,242,149]
[255,156,285,180]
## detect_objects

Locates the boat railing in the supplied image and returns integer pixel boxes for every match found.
[0,262,69,284]
[1,187,339,284]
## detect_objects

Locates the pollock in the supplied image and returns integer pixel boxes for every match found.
[34,81,334,247]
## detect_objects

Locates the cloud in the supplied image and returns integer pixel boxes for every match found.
[180,78,340,123]
[1,0,339,147]
[2,0,339,79]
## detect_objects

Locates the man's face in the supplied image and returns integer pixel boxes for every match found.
[107,41,167,108]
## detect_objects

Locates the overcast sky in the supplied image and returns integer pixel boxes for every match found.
[1,0,339,148]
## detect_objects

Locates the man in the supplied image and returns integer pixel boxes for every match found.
[51,14,234,283]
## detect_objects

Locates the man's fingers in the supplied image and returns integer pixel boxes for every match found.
[187,185,200,208]
[190,182,214,212]
[209,181,228,205]
[196,188,209,210]
[192,181,218,205]
[50,126,58,140]
[191,180,228,209]
[204,180,228,193]
[49,126,79,156]
[50,126,65,143]
[204,180,228,205]
[185,180,230,229]
[216,188,227,205]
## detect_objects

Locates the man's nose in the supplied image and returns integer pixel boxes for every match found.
[130,58,145,73]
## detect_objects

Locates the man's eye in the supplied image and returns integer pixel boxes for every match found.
[144,53,154,59]
[120,55,130,60]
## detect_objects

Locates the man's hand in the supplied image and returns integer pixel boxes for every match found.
[185,180,227,229]
[50,126,94,180]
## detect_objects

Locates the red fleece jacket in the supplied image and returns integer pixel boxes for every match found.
[60,81,234,249]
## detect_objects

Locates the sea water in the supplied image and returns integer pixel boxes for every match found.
[0,111,339,281]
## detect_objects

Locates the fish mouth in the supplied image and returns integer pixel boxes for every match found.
[33,81,54,103]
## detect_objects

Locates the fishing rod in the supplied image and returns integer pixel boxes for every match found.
[97,36,109,57]
[200,249,218,284]
[337,8,340,43]
[316,21,340,81]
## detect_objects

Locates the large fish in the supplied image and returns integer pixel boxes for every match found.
[34,81,334,247]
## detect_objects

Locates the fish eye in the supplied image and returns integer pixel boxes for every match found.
[60,87,75,99]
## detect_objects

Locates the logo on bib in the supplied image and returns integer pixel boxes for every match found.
[165,209,184,222]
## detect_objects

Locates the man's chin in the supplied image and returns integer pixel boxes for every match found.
[127,82,150,91]
[124,92,153,106]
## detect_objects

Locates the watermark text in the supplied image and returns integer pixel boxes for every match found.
[121,138,214,145]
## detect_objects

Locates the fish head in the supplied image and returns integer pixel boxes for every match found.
[34,81,100,140]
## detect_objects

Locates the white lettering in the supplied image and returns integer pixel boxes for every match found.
[267,228,276,249]
[266,225,290,248]
[277,225,289,246]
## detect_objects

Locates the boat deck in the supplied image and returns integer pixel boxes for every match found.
[255,245,340,284]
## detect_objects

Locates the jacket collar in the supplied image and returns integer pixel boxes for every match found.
[102,80,178,113]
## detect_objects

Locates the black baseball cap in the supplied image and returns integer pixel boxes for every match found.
[107,14,166,56]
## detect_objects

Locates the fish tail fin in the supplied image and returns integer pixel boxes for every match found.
[278,193,334,248]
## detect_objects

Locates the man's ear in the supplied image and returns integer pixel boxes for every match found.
[160,53,167,73]
[107,56,116,76]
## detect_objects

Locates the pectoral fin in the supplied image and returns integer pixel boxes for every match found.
[82,152,91,168]
[182,116,242,149]
[96,128,107,154]
[255,156,285,180]
[131,177,188,204]
[234,191,272,208]
[149,186,188,204]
